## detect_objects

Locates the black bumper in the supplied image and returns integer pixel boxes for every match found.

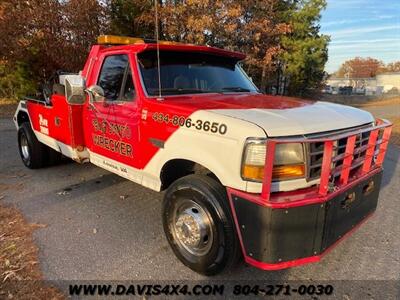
[230,170,382,265]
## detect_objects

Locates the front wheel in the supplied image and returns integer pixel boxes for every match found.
[162,175,240,276]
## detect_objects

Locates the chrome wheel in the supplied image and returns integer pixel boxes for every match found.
[163,175,240,275]
[172,200,213,256]
[20,133,30,161]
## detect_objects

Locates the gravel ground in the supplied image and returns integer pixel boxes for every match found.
[0,116,399,297]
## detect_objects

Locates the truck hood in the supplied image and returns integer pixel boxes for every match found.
[210,101,374,137]
[158,93,374,137]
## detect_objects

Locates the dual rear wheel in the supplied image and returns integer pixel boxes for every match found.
[18,122,62,169]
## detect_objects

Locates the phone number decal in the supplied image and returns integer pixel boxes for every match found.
[233,284,334,296]
[152,112,228,135]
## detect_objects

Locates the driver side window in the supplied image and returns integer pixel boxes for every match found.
[97,54,136,101]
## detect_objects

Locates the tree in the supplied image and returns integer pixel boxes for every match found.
[108,0,153,37]
[0,0,330,99]
[62,0,108,71]
[380,61,400,73]
[278,0,329,96]
[336,57,384,78]
[0,62,36,99]
[0,0,64,95]
[140,0,291,90]
[0,0,107,82]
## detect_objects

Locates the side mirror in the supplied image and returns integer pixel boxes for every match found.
[65,75,86,105]
[86,85,105,103]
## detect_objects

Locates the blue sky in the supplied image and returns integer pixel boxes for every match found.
[320,0,400,73]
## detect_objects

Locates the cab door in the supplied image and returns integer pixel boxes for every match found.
[85,52,142,173]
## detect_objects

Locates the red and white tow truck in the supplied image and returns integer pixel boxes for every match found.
[14,35,392,275]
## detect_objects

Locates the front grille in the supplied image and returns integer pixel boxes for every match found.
[258,119,391,203]
[307,124,375,181]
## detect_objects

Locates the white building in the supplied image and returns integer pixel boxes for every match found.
[326,72,400,95]
[376,72,400,93]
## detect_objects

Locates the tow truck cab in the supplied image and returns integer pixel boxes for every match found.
[14,35,392,275]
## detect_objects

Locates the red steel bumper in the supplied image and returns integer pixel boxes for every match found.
[228,119,392,271]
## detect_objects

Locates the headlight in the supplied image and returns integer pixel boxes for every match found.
[242,140,305,182]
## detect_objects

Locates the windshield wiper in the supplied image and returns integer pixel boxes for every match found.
[152,88,209,95]
[219,87,251,92]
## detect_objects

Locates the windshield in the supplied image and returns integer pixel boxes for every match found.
[137,50,258,96]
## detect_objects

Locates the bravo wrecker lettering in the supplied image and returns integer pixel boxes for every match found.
[14,35,392,275]
[92,134,133,157]
[92,118,133,157]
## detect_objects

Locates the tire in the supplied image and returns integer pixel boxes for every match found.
[47,146,63,166]
[18,122,47,169]
[162,174,240,275]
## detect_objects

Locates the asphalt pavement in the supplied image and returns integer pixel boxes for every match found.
[0,117,399,295]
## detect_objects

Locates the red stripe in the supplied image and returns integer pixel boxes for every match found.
[340,135,356,185]
[227,192,250,259]
[319,141,334,196]
[261,140,276,202]
[375,126,392,166]
[362,129,379,174]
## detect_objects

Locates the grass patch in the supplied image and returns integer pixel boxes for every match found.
[352,96,400,147]
[0,98,18,118]
[0,98,18,105]
[0,202,64,299]
[354,96,400,108]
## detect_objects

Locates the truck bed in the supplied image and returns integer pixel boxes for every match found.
[25,94,86,155]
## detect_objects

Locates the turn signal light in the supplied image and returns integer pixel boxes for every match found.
[272,164,305,180]
[242,165,264,181]
[242,164,305,182]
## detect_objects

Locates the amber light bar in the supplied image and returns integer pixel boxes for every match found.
[98,35,145,45]
[97,35,186,46]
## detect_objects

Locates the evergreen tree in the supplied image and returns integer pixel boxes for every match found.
[108,0,154,38]
[278,0,329,96]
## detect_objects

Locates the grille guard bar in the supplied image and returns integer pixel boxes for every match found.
[233,119,392,209]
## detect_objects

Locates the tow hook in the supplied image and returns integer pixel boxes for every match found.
[363,181,375,196]
[341,192,356,210]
